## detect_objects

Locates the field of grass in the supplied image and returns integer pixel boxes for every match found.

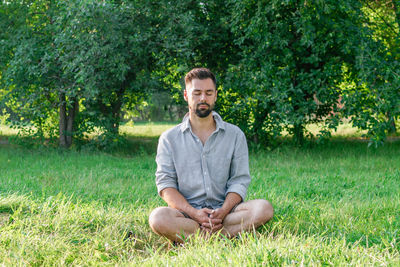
[0,123,399,265]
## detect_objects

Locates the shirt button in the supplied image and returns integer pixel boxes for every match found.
[204,172,207,175]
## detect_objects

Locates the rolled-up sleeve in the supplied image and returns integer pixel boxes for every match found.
[155,133,178,195]
[226,131,251,201]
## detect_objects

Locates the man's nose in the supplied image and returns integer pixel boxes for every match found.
[200,93,206,101]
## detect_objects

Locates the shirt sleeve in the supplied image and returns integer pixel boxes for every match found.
[225,130,251,201]
[155,133,178,195]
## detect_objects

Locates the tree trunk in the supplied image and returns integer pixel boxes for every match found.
[387,112,397,134]
[59,92,67,147]
[293,123,305,146]
[252,100,269,144]
[169,105,175,121]
[389,119,397,133]
[66,97,79,147]
[111,95,123,134]
[59,93,79,148]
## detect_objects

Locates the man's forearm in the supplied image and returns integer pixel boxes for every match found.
[219,192,242,218]
[160,187,198,217]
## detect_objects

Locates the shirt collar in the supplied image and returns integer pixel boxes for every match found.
[180,111,225,132]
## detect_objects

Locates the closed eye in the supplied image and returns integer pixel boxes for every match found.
[206,90,214,96]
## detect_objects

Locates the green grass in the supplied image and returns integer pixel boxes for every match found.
[121,121,178,138]
[0,125,18,138]
[306,120,368,137]
[0,125,399,265]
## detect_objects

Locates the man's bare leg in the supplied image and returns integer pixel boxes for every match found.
[221,199,273,237]
[149,207,200,242]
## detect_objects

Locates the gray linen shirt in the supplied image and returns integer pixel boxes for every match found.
[155,112,251,209]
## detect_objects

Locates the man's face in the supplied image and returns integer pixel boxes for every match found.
[184,78,217,118]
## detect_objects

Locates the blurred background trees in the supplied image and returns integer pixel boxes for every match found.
[1,0,399,148]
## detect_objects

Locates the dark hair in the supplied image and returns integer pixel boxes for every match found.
[184,68,216,88]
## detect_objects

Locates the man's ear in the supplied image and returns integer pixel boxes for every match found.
[184,89,188,102]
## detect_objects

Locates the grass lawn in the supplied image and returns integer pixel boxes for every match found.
[0,123,399,265]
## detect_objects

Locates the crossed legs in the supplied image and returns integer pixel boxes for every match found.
[149,199,274,242]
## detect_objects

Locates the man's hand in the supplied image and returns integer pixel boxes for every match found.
[191,208,223,233]
[209,208,229,221]
[198,207,229,233]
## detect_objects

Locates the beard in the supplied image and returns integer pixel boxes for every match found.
[195,102,213,118]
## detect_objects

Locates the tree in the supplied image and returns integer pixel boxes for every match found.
[218,0,366,145]
[1,0,157,147]
[58,1,156,140]
[2,0,398,148]
[1,1,77,146]
[337,0,400,146]
[349,0,399,142]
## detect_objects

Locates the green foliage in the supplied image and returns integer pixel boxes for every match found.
[218,0,365,146]
[155,0,240,72]
[1,0,399,148]
[1,1,81,146]
[342,1,400,147]
[153,0,241,115]
[0,0,157,148]
[59,0,156,131]
[79,131,129,152]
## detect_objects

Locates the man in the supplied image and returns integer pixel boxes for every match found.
[149,68,273,243]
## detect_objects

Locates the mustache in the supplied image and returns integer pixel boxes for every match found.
[197,103,210,108]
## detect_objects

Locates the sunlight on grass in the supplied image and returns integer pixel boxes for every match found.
[306,120,367,137]
[0,125,18,136]
[120,122,178,138]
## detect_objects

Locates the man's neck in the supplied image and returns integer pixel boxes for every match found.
[189,111,216,142]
